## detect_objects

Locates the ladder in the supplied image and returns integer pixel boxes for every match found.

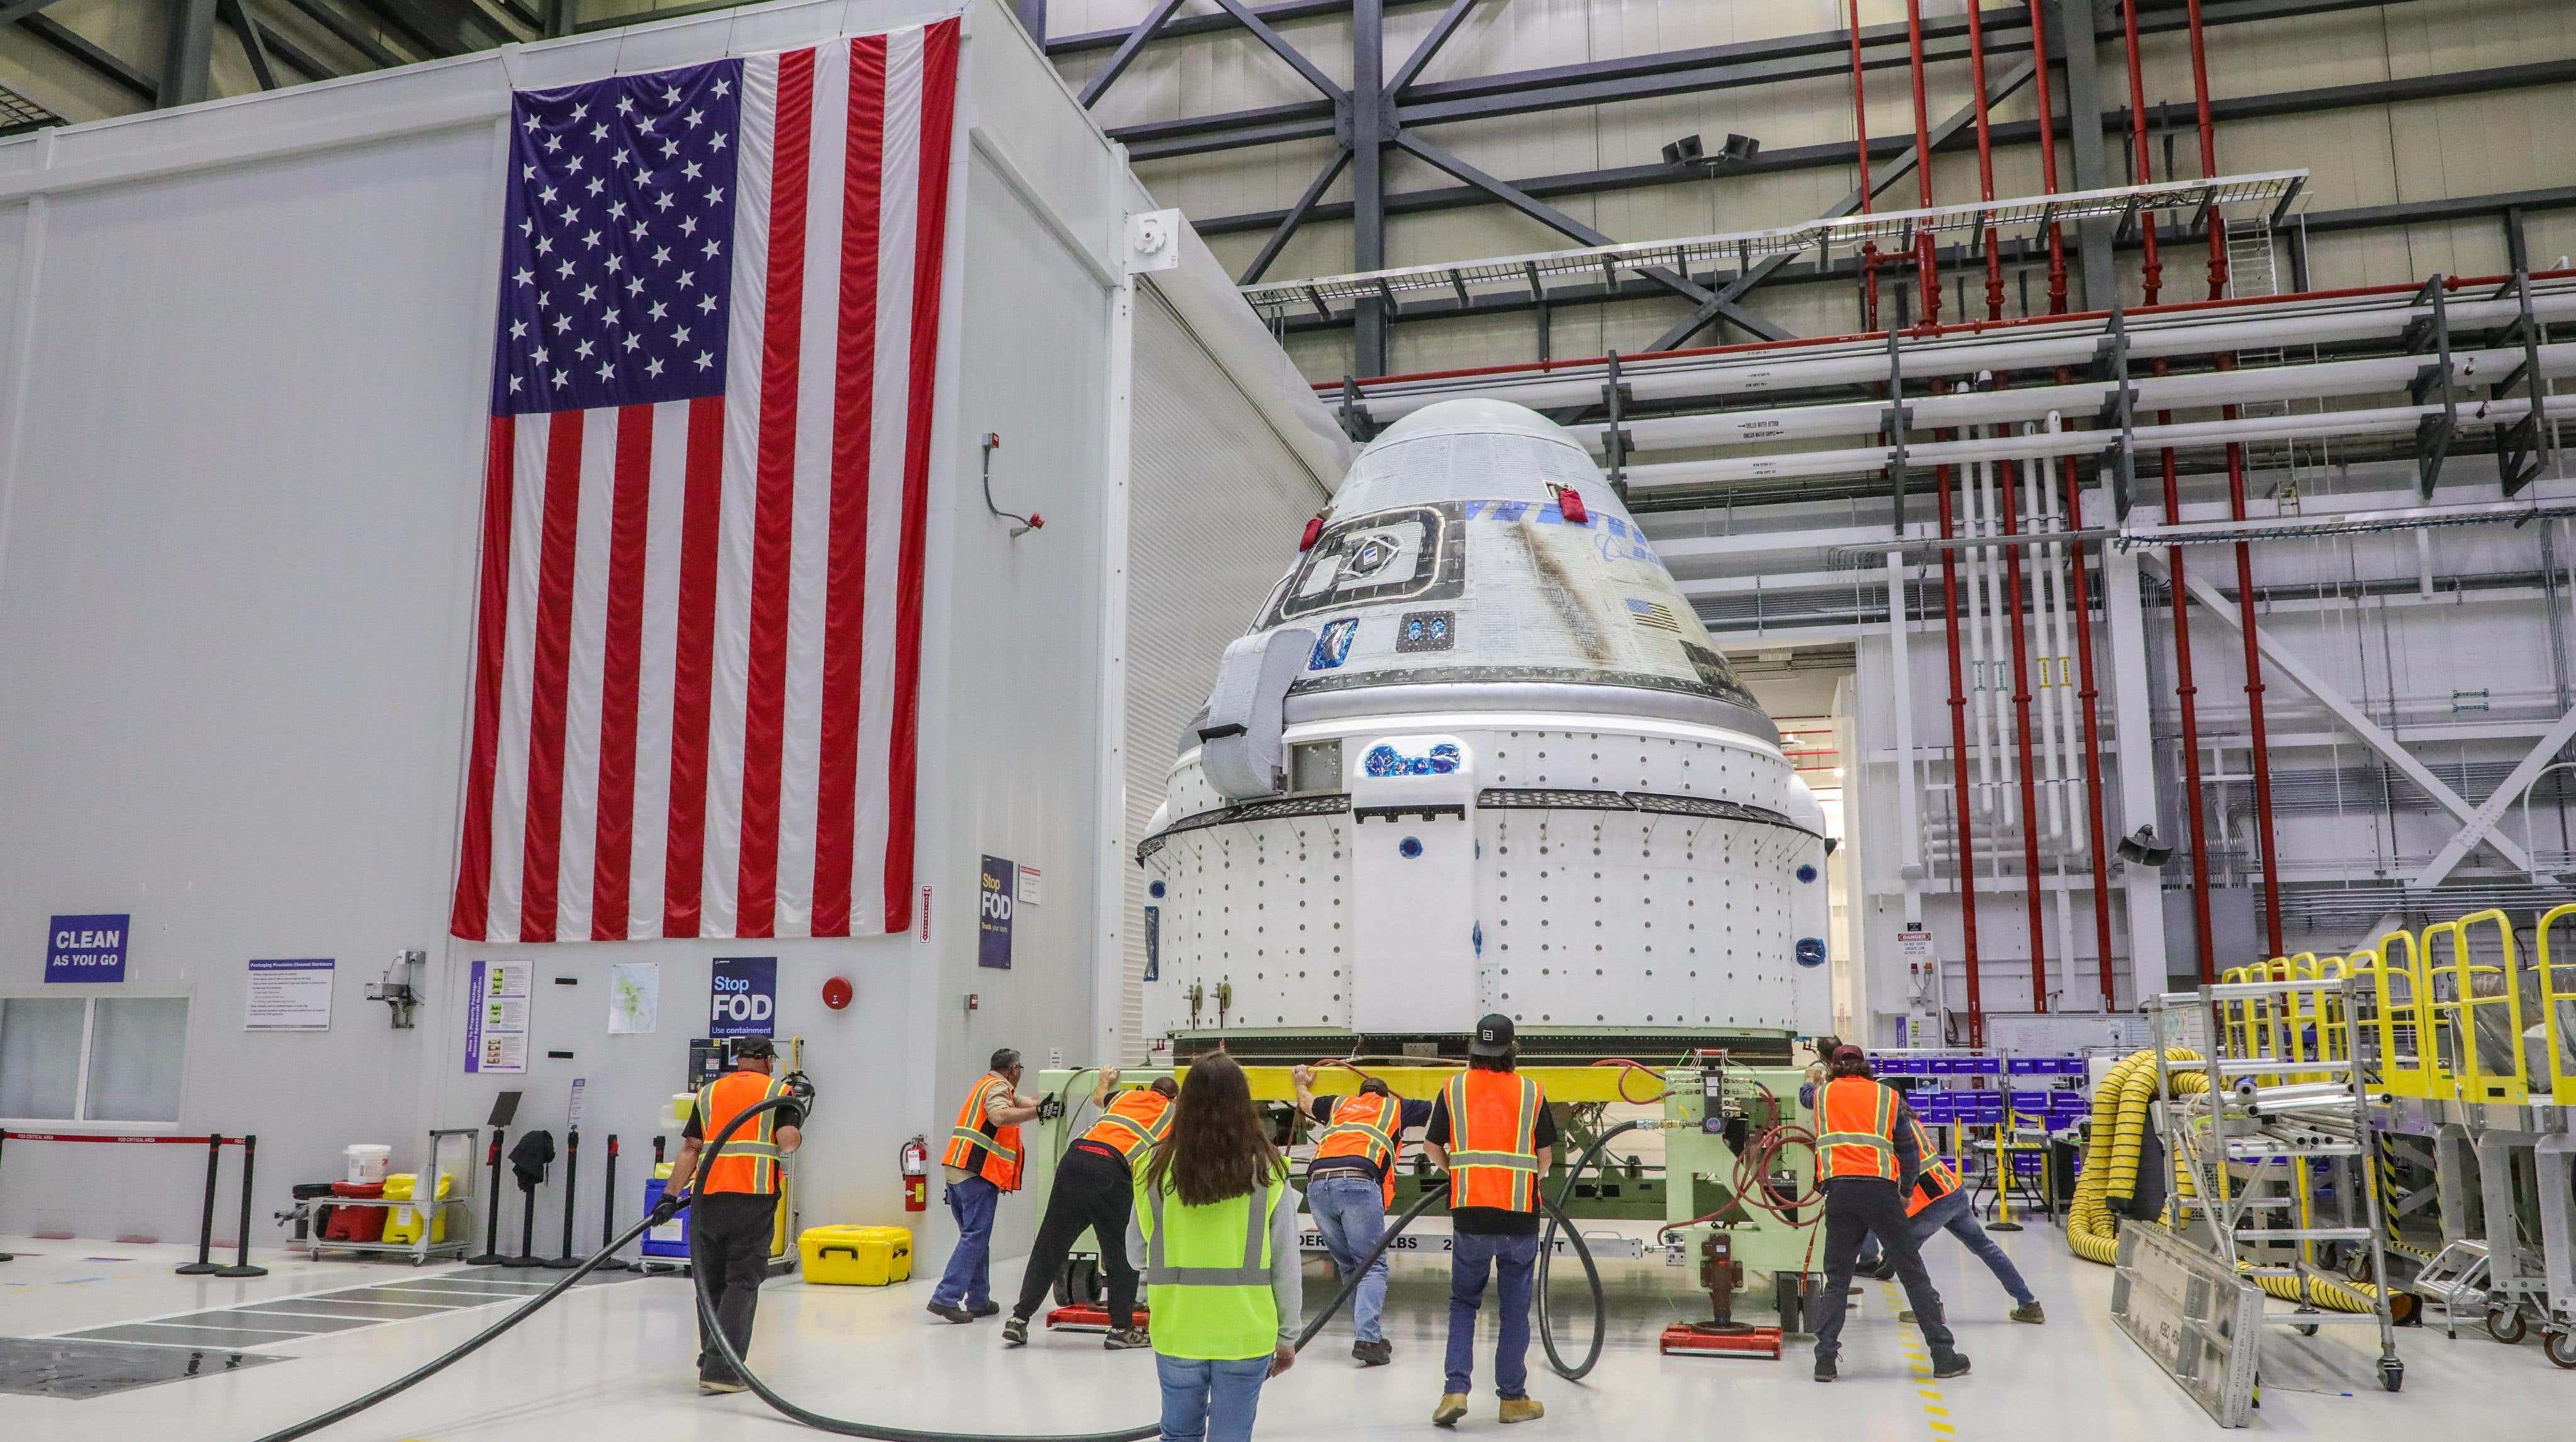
[2223,218,2311,507]
[2146,977,2404,1392]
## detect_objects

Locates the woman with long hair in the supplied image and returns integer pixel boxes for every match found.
[1129,1051,1302,1442]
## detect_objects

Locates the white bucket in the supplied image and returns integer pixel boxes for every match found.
[345,1144,393,1184]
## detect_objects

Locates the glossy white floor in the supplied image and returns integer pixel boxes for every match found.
[1,1226,2567,1440]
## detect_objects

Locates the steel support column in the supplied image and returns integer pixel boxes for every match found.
[2099,534,2170,993]
[161,0,220,109]
[1352,0,1388,375]
[2054,0,2118,306]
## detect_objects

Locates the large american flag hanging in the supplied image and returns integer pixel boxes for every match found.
[450,20,957,943]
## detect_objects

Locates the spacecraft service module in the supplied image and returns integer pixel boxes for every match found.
[1138,400,1829,1064]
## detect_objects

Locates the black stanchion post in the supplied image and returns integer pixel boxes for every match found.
[217,1135,269,1277]
[593,1134,628,1272]
[176,1133,224,1275]
[544,1129,581,1269]
[503,1159,545,1268]
[468,1129,508,1266]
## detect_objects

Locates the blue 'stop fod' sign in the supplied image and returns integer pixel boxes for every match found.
[47,914,130,983]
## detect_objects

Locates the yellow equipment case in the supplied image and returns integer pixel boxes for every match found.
[798,1224,912,1285]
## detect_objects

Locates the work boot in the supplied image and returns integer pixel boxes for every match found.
[2010,1302,2046,1324]
[1499,1396,1544,1424]
[1813,1355,1838,1383]
[1001,1316,1029,1347]
[927,1301,974,1324]
[1354,1339,1393,1367]
[700,1377,748,1395]
[1932,1351,1971,1379]
[1105,1326,1151,1350]
[969,1300,1001,1318]
[1433,1393,1469,1427]
[1899,1311,1917,1322]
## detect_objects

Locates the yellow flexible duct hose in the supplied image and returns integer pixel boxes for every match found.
[2070,1049,2397,1314]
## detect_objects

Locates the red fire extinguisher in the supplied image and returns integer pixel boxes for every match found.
[900,1135,930,1212]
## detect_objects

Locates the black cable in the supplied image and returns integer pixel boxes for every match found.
[248,1095,1610,1441]
[1534,1118,1654,1380]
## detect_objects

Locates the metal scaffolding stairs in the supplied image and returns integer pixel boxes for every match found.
[2224,219,2313,505]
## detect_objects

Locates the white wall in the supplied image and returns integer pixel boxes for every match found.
[0,0,1273,1263]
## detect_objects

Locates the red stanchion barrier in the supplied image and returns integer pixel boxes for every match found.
[0,1130,259,1275]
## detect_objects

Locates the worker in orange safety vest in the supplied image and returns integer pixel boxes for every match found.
[1424,1015,1553,1428]
[1809,1046,1967,1384]
[1003,1068,1179,1349]
[1292,1065,1433,1367]
[668,1035,803,1394]
[930,1047,1042,1323]
[1899,1111,2044,1323]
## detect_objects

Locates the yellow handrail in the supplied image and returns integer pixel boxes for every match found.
[2536,903,2576,1106]
[2374,928,2428,1098]
[2435,909,2528,1106]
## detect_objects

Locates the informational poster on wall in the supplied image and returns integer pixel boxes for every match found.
[608,962,659,1035]
[708,956,776,1039]
[1898,924,1937,970]
[45,913,130,983]
[978,856,1015,970]
[245,958,335,1031]
[1016,863,1043,905]
[464,959,533,1073]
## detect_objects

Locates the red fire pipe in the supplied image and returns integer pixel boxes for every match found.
[2183,0,2285,958]
[2119,0,2163,305]
[2061,455,2120,1010]
[1997,456,2051,1013]
[1966,0,2004,320]
[1936,452,1986,1046]
[1904,0,1941,326]
[2163,443,2219,982]
[1849,0,1882,331]
[2026,0,2069,313]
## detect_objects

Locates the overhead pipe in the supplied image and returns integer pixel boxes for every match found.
[2029,436,2075,846]
[1966,0,2005,320]
[2120,0,2165,305]
[2185,0,2288,958]
[1904,0,1942,326]
[1849,0,1882,332]
[1965,447,2002,816]
[2026,0,2070,313]
[1996,449,2052,1014]
[2058,443,2121,1010]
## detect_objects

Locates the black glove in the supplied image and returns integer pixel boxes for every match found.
[649,1188,692,1225]
[1037,1095,1067,1122]
[783,1070,818,1114]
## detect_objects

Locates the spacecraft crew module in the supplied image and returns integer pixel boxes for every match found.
[1137,399,1829,1065]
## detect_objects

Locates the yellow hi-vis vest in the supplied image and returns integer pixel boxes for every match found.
[693,1071,791,1194]
[1817,1075,1901,1182]
[1136,1166,1286,1361]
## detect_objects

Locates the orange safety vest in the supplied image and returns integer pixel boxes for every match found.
[1902,1114,1960,1217]
[942,1072,1025,1191]
[1082,1088,1174,1170]
[1441,1070,1544,1212]
[1314,1093,1405,1205]
[693,1070,791,1195]
[1816,1075,1901,1183]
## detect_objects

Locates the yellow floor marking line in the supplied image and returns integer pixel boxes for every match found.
[1881,1280,1958,1440]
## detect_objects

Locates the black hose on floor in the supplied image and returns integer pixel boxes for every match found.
[249,1095,1610,1441]
[1532,1117,1654,1380]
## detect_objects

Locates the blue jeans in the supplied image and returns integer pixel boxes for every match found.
[1155,1353,1273,1442]
[1444,1231,1539,1399]
[1306,1174,1391,1343]
[1909,1188,2037,1306]
[932,1178,1000,1309]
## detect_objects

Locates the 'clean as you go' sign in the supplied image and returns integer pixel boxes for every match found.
[46,914,130,983]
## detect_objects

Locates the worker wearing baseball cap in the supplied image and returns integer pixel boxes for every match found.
[1809,1045,1968,1384]
[667,1035,803,1393]
[1424,1014,1553,1427]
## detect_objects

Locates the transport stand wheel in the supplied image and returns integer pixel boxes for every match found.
[2379,1358,2405,1392]
[1051,1256,1102,1309]
[2489,1304,2528,1344]
[2545,1327,2576,1370]
[1773,1272,1822,1338]
[2293,1308,2321,1338]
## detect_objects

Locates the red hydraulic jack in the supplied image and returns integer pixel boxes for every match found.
[1045,1302,1149,1333]
[1658,1231,1782,1360]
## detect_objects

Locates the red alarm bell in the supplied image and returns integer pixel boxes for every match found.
[822,976,854,1010]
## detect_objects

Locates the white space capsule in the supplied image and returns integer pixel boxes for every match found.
[1139,399,1829,1058]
